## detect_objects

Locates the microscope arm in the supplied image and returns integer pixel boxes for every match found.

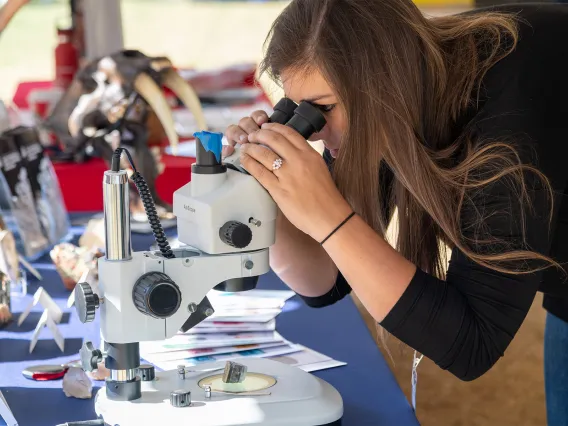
[95,244,271,344]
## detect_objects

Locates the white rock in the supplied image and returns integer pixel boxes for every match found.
[62,367,93,399]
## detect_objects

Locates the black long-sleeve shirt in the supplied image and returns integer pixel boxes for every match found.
[299,4,568,381]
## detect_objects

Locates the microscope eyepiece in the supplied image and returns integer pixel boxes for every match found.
[269,98,297,125]
[285,101,327,140]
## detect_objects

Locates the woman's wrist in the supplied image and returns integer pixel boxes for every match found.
[310,198,354,243]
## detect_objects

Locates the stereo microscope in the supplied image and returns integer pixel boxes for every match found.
[73,98,343,426]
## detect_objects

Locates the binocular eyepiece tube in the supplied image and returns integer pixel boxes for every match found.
[192,97,327,174]
[269,98,327,139]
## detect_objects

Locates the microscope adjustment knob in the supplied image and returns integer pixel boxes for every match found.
[170,389,192,408]
[75,282,99,323]
[80,341,103,372]
[219,221,252,249]
[137,364,155,381]
[133,272,182,319]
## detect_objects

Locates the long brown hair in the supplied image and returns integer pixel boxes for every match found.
[259,0,561,279]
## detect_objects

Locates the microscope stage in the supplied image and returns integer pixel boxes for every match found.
[94,358,343,426]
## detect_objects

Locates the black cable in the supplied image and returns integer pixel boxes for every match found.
[131,170,174,259]
[111,147,175,260]
[111,145,136,173]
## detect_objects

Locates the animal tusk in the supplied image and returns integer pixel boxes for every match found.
[133,72,179,154]
[162,68,208,132]
[150,58,173,72]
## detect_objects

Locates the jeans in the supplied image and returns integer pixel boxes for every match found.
[544,312,568,426]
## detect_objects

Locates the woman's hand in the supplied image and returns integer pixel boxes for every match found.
[223,110,270,158]
[241,122,353,242]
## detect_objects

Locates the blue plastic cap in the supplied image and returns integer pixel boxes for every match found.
[194,131,223,163]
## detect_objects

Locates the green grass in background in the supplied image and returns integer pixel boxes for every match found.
[0,0,289,102]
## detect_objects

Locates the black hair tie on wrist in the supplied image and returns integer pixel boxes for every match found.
[320,211,356,245]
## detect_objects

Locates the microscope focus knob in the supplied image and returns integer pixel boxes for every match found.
[219,221,252,249]
[133,272,182,319]
[75,282,99,323]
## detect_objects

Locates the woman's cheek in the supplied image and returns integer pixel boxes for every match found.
[308,126,330,142]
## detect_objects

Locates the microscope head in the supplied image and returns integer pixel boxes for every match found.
[172,98,326,292]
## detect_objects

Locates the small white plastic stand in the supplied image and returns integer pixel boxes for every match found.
[0,390,18,426]
[18,287,65,353]
[29,310,65,353]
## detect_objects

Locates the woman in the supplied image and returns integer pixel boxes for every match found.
[224,1,568,423]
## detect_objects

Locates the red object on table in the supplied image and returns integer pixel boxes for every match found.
[54,27,79,90]
[22,365,69,381]
[52,153,196,212]
[29,370,68,381]
[12,81,54,110]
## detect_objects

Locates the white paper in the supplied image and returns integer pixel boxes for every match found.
[153,343,302,371]
[207,289,296,310]
[186,319,276,334]
[203,309,281,323]
[29,309,65,353]
[0,390,18,426]
[18,287,62,326]
[140,331,284,354]
[268,345,347,372]
[136,290,345,375]
[143,341,286,364]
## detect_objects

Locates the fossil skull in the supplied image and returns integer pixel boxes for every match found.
[68,49,207,155]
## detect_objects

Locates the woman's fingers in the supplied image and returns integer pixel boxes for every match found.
[251,110,269,126]
[238,116,262,135]
[240,143,283,174]
[240,151,279,191]
[224,110,270,158]
[225,124,249,146]
[224,121,255,159]
[247,128,298,159]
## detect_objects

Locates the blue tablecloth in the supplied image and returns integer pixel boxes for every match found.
[0,218,419,426]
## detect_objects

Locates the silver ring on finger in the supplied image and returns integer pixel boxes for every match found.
[272,157,283,171]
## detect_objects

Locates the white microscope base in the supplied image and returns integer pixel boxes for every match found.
[95,358,343,426]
